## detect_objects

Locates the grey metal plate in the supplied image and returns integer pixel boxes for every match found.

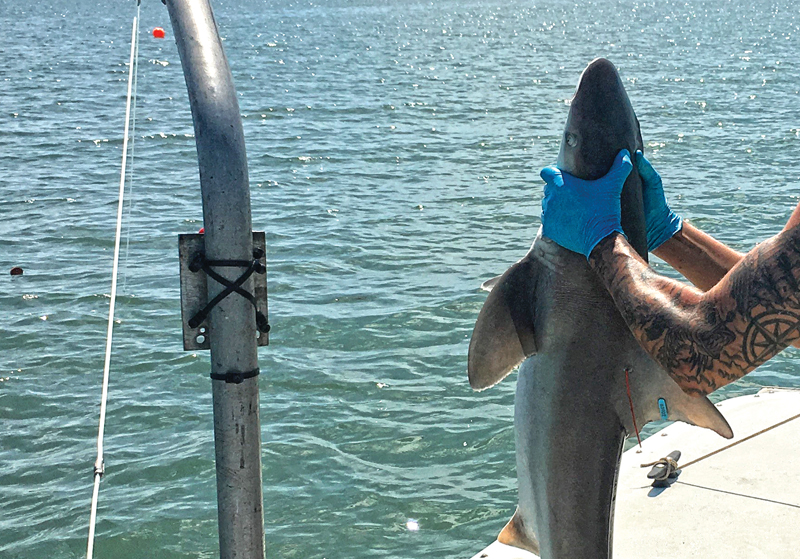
[178,232,269,351]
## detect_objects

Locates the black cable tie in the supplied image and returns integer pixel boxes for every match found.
[256,312,271,333]
[187,247,268,332]
[188,257,259,328]
[205,259,253,267]
[189,252,205,273]
[188,248,266,273]
[188,264,255,327]
[210,368,260,384]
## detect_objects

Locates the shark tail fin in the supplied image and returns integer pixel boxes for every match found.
[497,509,540,555]
[468,254,539,390]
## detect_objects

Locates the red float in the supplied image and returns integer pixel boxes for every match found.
[153,27,166,39]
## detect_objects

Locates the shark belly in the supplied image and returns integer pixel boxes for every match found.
[473,235,732,558]
[515,357,626,558]
[513,240,638,558]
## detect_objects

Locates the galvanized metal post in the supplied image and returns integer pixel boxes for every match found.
[166,1,265,558]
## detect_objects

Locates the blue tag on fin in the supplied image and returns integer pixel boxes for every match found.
[658,398,669,420]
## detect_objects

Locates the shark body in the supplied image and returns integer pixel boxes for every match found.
[468,58,733,558]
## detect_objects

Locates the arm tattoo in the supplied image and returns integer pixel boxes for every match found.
[589,229,800,395]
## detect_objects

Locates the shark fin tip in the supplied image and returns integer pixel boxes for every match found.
[498,509,540,555]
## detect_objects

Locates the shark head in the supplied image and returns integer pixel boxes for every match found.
[557,58,648,260]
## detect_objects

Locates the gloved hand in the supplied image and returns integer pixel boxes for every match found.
[540,149,632,259]
[635,150,683,251]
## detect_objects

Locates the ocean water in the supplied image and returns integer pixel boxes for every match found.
[1,0,799,557]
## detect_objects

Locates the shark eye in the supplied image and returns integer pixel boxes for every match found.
[565,132,578,147]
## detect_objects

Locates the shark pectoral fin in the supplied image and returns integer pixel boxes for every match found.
[498,508,540,555]
[671,393,734,439]
[646,382,734,439]
[480,275,502,292]
[468,256,539,391]
[629,366,734,439]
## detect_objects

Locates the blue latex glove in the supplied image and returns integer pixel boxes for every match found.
[635,150,683,251]
[540,150,633,259]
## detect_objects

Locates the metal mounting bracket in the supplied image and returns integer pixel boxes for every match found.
[178,231,269,350]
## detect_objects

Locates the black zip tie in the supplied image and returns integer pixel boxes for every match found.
[188,249,270,333]
[210,368,260,384]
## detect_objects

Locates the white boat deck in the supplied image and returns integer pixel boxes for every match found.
[471,387,800,559]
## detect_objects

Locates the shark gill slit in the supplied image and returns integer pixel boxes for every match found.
[624,367,642,447]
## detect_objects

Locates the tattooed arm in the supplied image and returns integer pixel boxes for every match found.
[653,222,743,291]
[589,224,800,395]
[654,221,800,350]
[653,201,800,291]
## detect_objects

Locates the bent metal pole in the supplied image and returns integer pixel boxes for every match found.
[165,1,265,558]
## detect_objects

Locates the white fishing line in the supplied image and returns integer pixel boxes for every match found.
[86,7,140,559]
[122,6,141,295]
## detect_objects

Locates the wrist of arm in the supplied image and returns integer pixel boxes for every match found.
[653,222,743,291]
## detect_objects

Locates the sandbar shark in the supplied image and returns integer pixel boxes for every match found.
[468,58,733,558]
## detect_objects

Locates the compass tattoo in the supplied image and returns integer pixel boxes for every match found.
[589,228,800,396]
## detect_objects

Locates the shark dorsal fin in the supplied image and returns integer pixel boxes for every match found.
[468,253,539,390]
